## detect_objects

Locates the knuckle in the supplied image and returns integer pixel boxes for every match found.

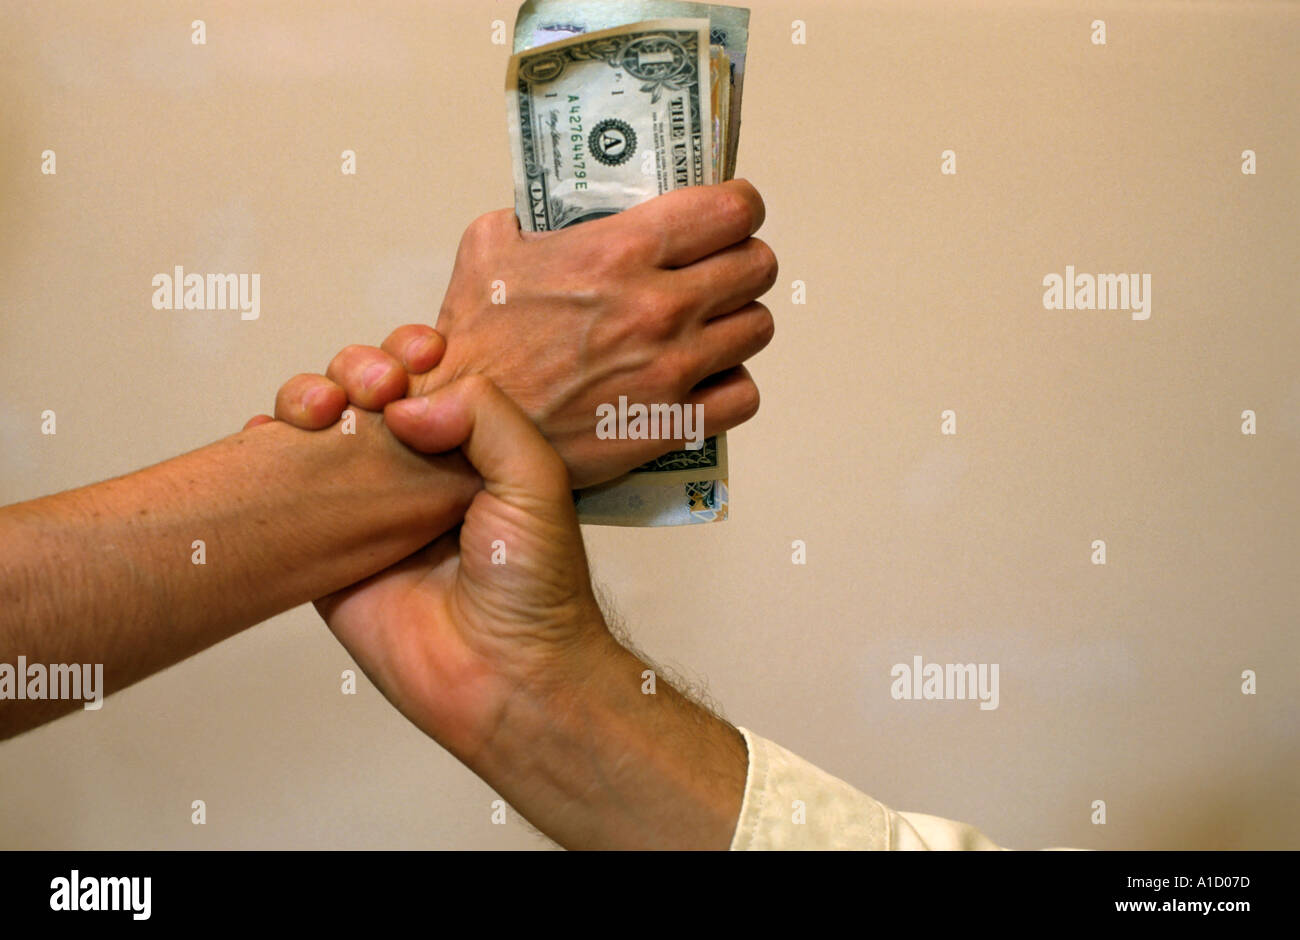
[460,213,497,251]
[649,348,695,396]
[601,231,648,270]
[467,212,495,237]
[735,378,761,423]
[714,188,756,236]
[732,179,765,226]
[751,238,779,287]
[557,233,619,280]
[752,303,776,346]
[642,288,690,338]
[488,207,519,230]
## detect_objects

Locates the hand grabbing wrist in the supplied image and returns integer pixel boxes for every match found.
[301,373,747,850]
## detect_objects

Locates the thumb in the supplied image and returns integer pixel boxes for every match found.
[383,375,573,507]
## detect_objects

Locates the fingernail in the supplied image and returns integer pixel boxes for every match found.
[405,334,437,364]
[303,385,331,411]
[391,396,430,419]
[361,362,390,389]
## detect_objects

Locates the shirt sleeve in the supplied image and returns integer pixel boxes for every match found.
[728,726,1008,851]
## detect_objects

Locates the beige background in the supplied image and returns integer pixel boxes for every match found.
[1,0,1296,849]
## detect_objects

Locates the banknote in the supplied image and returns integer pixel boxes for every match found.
[507,19,715,231]
[506,6,750,525]
[513,0,749,178]
[574,475,729,526]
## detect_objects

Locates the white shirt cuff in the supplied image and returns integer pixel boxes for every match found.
[730,727,1007,850]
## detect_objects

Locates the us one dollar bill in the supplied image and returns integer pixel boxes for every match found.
[514,0,749,179]
[506,4,750,526]
[507,19,715,230]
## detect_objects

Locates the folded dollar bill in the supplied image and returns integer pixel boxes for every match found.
[513,0,749,177]
[506,2,750,526]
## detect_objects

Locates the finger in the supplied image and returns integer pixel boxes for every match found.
[677,237,780,320]
[274,374,348,430]
[383,375,571,505]
[325,345,409,411]
[608,367,762,455]
[611,179,765,268]
[243,414,274,431]
[689,301,775,383]
[688,365,762,439]
[380,324,447,374]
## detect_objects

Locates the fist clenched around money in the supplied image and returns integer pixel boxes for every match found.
[411,178,777,489]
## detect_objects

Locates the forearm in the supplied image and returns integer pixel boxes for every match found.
[0,413,478,738]
[465,636,748,850]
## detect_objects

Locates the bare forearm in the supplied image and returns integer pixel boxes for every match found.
[0,414,478,737]
[465,636,748,850]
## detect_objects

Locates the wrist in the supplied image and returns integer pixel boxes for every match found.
[343,408,481,530]
[261,411,481,607]
[465,631,748,850]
